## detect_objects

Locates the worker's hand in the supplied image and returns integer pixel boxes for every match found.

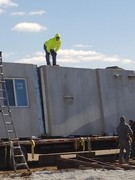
[50,49,57,56]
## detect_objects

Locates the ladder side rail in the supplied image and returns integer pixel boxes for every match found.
[0,51,30,172]
[0,72,18,139]
[3,81,18,138]
[0,52,18,138]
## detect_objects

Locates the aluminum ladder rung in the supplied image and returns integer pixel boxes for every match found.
[1,105,9,109]
[10,138,19,141]
[0,51,30,172]
[13,146,21,149]
[15,163,27,167]
[0,97,6,100]
[8,130,14,133]
[1,108,9,111]
[14,154,24,158]
[5,121,12,124]
[0,80,5,83]
[0,89,5,91]
[3,113,10,116]
[2,106,9,109]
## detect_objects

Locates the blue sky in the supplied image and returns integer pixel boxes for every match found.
[1,0,135,70]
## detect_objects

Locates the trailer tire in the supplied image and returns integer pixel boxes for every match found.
[7,146,28,170]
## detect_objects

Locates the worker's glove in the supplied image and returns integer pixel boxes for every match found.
[46,50,50,54]
[50,49,57,56]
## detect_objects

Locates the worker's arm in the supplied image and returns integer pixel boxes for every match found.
[55,41,61,52]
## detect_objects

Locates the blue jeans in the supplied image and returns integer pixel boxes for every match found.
[44,45,57,65]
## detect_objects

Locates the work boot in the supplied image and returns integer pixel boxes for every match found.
[119,159,124,164]
[125,159,129,164]
[53,64,59,66]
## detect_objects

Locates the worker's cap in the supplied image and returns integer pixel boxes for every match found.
[55,33,60,38]
[120,116,126,122]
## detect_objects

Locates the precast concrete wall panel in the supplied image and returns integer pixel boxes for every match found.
[2,62,134,138]
[40,66,102,136]
[97,69,135,135]
[0,62,44,138]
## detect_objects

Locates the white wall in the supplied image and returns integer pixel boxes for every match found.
[0,62,44,138]
[40,66,135,136]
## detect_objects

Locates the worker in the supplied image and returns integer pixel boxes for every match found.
[117,116,133,164]
[43,33,61,66]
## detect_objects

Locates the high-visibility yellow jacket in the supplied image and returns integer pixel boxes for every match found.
[44,34,61,53]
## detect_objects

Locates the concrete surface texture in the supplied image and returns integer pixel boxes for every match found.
[40,66,135,136]
[1,63,135,138]
[0,62,44,138]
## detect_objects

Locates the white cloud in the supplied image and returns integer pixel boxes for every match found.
[3,51,15,58]
[122,58,132,64]
[12,49,135,70]
[14,52,45,65]
[11,22,47,32]
[0,8,5,14]
[28,10,46,16]
[10,10,46,16]
[0,0,18,7]
[59,49,97,57]
[103,56,120,62]
[73,44,92,48]
[10,11,26,16]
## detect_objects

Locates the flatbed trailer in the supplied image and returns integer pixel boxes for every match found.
[0,135,119,169]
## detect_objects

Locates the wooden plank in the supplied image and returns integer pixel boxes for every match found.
[78,155,122,170]
[39,151,95,156]
[56,156,123,170]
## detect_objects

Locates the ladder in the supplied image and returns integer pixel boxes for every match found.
[0,51,30,172]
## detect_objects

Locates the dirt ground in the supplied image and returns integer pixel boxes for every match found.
[0,161,57,179]
[0,154,57,178]
[0,150,133,179]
